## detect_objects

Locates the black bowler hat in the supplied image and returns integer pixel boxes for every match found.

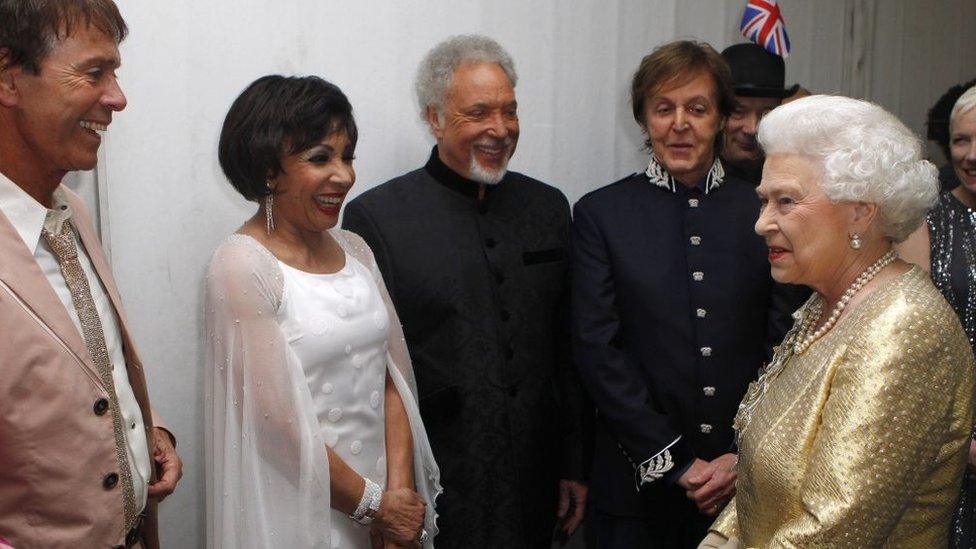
[721,43,799,98]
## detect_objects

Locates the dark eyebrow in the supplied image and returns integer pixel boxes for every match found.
[78,55,121,69]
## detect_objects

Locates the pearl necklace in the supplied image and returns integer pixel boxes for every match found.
[792,250,898,354]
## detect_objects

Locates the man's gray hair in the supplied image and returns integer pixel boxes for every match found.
[414,34,518,122]
[757,95,938,243]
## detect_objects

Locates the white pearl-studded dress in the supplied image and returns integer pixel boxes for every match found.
[279,253,390,548]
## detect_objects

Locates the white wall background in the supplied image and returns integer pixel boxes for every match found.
[84,1,976,546]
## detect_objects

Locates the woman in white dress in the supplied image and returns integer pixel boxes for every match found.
[205,75,440,548]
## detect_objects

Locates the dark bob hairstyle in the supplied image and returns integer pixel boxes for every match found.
[0,0,128,74]
[218,75,358,201]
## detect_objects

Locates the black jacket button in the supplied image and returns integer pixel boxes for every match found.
[93,398,109,416]
[484,237,496,248]
[103,472,119,490]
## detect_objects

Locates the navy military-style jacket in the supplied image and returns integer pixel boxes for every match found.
[571,164,799,525]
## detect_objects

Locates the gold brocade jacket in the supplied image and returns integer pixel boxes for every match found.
[711,267,975,548]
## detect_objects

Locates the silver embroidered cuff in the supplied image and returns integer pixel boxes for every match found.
[635,437,680,490]
[349,477,383,525]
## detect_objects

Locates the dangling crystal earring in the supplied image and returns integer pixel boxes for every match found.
[264,179,274,234]
[849,232,862,250]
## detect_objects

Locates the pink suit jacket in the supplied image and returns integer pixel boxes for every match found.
[0,188,163,549]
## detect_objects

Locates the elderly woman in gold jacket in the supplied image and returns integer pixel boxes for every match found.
[701,95,975,548]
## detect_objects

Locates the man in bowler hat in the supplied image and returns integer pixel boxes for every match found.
[720,43,798,185]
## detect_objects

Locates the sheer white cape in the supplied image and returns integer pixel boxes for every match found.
[205,230,441,548]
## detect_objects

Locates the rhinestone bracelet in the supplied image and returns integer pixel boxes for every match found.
[349,477,383,525]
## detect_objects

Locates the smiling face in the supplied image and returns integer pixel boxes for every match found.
[643,71,725,186]
[271,131,355,234]
[755,153,859,289]
[4,24,126,182]
[428,61,519,184]
[950,108,976,204]
[723,95,781,163]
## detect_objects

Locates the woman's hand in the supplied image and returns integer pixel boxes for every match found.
[374,487,426,544]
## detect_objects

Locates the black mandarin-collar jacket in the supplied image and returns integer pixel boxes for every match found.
[343,148,584,548]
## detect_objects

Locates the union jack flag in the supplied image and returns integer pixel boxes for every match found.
[740,0,791,58]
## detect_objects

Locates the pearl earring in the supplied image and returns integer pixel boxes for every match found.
[849,232,862,250]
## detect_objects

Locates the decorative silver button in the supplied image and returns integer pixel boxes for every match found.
[690,236,701,246]
[689,198,699,207]
[700,423,713,434]
[700,346,712,357]
[692,271,704,281]
[703,386,716,396]
[696,308,707,318]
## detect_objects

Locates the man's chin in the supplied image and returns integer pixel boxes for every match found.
[469,160,508,185]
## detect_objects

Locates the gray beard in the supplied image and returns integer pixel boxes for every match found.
[468,156,508,185]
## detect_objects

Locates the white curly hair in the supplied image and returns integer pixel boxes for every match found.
[414,34,517,123]
[757,95,938,242]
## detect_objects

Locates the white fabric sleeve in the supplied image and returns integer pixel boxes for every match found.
[205,235,332,548]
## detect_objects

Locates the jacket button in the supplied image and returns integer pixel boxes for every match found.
[690,236,701,246]
[700,423,713,434]
[103,472,119,490]
[700,346,712,357]
[484,237,496,248]
[500,309,510,321]
[507,386,519,397]
[692,271,704,281]
[688,198,699,208]
[703,386,716,397]
[495,273,505,284]
[696,308,707,318]
[93,398,110,416]
[505,348,514,360]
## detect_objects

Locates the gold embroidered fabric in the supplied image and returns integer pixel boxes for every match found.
[42,222,138,532]
[711,266,975,548]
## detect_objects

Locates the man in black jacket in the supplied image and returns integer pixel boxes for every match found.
[343,35,587,548]
[719,43,798,186]
[572,40,798,548]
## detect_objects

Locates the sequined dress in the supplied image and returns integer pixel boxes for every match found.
[710,266,974,547]
[929,192,976,548]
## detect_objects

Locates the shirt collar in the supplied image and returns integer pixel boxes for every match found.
[644,153,724,195]
[0,171,73,254]
[424,146,506,199]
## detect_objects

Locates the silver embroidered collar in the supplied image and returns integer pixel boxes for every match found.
[645,154,724,194]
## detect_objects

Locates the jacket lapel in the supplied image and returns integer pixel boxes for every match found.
[0,206,102,384]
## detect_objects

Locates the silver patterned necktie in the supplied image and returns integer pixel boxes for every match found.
[42,221,138,531]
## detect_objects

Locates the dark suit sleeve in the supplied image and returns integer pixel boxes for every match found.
[570,200,694,489]
[342,200,395,290]
[554,213,589,482]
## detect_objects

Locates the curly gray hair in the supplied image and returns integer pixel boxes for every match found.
[757,95,938,243]
[414,34,517,122]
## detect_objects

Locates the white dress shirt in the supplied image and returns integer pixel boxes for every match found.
[0,173,150,512]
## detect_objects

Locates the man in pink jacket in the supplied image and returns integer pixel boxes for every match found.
[0,1,182,546]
